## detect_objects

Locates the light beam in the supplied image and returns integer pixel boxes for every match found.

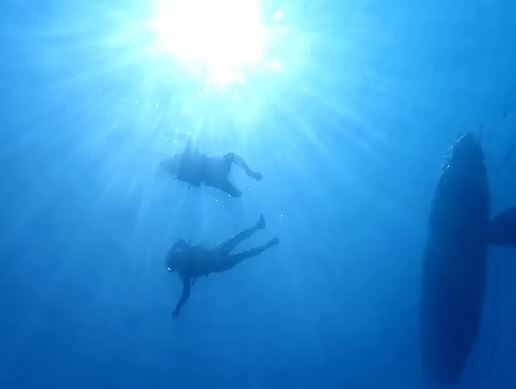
[149,0,272,87]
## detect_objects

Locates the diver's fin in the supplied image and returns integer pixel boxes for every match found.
[488,207,516,246]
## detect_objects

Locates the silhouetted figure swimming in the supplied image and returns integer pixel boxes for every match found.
[166,215,279,318]
[420,134,516,385]
[160,144,262,197]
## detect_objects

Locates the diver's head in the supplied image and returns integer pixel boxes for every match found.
[165,239,187,272]
[165,253,177,272]
[160,155,181,176]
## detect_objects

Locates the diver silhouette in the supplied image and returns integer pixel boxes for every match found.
[160,143,262,197]
[165,215,279,318]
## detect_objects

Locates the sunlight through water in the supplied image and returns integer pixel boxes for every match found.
[148,0,281,87]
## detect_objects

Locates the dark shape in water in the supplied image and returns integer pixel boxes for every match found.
[420,134,516,385]
[489,207,516,246]
[160,142,262,197]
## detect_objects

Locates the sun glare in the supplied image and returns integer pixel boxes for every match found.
[149,0,272,86]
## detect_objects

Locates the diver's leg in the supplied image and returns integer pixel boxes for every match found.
[224,153,262,180]
[215,237,280,272]
[220,215,266,253]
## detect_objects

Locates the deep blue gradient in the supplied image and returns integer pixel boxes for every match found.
[1,1,516,388]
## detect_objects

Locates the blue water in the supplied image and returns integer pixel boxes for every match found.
[1,1,516,388]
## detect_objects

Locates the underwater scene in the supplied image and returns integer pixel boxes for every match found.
[1,1,515,388]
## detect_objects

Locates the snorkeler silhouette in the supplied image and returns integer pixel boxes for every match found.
[165,215,279,318]
[160,142,262,197]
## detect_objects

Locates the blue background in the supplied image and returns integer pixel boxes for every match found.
[1,1,515,388]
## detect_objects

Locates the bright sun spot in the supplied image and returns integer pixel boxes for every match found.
[149,0,274,87]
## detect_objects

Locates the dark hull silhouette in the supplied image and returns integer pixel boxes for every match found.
[420,135,490,385]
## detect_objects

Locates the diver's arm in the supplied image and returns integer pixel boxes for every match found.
[172,277,191,318]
